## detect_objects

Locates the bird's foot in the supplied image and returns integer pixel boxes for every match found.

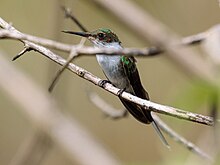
[98,79,112,88]
[117,88,126,98]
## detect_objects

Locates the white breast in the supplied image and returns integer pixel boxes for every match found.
[95,42,132,91]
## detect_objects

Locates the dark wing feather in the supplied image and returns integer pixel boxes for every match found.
[120,56,153,123]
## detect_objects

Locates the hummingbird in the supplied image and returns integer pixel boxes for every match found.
[63,28,169,147]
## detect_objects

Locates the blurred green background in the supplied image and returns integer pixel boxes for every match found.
[0,0,219,164]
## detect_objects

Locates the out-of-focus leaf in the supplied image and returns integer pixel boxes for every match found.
[172,80,217,112]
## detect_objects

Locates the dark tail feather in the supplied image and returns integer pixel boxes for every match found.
[152,120,170,148]
[119,98,170,148]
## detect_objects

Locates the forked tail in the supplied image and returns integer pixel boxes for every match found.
[151,120,170,148]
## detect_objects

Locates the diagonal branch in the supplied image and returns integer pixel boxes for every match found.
[48,49,78,92]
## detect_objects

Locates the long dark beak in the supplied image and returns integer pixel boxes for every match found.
[62,30,90,37]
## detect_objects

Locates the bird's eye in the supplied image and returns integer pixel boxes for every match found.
[98,33,104,38]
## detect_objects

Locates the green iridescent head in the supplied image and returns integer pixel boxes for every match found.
[89,28,120,43]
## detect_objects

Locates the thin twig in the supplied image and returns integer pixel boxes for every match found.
[61,6,88,32]
[12,45,32,61]
[88,92,128,119]
[48,38,85,92]
[0,17,214,126]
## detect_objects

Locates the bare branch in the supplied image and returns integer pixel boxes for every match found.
[88,92,128,119]
[0,17,214,126]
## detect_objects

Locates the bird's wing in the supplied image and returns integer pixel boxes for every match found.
[121,56,149,100]
[120,55,152,123]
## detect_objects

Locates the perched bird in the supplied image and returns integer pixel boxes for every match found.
[63,28,169,147]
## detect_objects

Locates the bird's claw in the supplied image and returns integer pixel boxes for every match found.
[98,79,111,88]
[117,88,126,98]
